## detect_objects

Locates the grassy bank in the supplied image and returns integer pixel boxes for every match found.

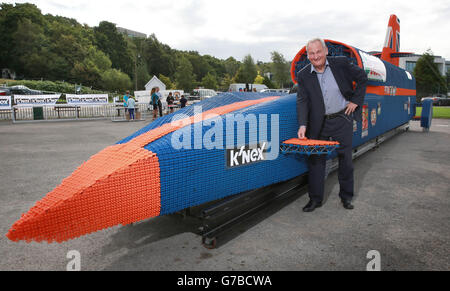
[416,106,450,119]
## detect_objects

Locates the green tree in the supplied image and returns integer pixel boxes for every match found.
[271,51,290,89]
[0,3,47,71]
[447,71,450,93]
[235,55,257,84]
[71,46,112,87]
[101,69,132,92]
[94,21,134,77]
[219,74,233,92]
[224,57,240,77]
[129,37,148,90]
[134,63,150,90]
[11,18,48,78]
[46,25,88,82]
[413,50,448,98]
[263,77,276,89]
[144,34,176,78]
[203,54,227,78]
[202,72,218,90]
[186,51,213,82]
[159,74,174,90]
[256,61,272,76]
[1,2,295,94]
[175,56,196,92]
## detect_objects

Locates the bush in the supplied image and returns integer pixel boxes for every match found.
[101,69,132,93]
[0,79,106,94]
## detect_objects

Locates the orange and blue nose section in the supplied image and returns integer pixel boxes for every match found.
[6,95,282,243]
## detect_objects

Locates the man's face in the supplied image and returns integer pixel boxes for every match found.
[307,41,328,69]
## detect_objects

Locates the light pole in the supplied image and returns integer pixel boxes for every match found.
[135,54,141,91]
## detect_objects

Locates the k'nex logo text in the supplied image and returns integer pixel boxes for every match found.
[227,142,267,168]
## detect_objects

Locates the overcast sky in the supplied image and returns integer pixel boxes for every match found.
[5,0,450,62]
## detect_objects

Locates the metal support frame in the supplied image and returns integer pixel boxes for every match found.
[280,144,340,156]
[195,175,308,249]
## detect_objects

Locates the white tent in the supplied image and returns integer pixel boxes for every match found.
[144,75,166,92]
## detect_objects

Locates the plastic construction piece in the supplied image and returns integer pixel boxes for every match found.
[280,138,340,156]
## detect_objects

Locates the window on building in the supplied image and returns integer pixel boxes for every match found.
[405,61,416,73]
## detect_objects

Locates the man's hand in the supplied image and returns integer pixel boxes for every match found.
[345,102,358,115]
[298,126,307,139]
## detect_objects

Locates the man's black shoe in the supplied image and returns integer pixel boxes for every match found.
[342,200,354,210]
[303,200,322,212]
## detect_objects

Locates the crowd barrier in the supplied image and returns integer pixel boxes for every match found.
[0,104,163,122]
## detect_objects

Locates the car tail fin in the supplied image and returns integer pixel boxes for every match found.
[380,15,413,66]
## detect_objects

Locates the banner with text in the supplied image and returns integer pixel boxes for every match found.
[0,96,12,110]
[14,95,60,107]
[66,94,109,105]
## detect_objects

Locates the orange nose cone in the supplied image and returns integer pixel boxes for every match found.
[6,143,161,243]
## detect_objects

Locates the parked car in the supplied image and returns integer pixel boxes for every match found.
[260,89,290,94]
[436,96,450,106]
[191,88,217,100]
[228,83,268,92]
[421,95,450,106]
[0,85,42,96]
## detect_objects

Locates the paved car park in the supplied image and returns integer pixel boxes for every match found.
[0,118,449,271]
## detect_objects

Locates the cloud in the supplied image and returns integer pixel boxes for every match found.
[4,0,450,61]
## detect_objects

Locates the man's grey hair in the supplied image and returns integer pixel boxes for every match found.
[306,38,327,50]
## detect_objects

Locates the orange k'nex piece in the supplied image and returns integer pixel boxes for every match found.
[283,138,340,146]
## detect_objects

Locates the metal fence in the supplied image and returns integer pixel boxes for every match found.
[0,103,184,123]
[0,104,145,122]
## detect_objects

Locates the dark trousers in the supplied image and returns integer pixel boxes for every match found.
[128,108,135,120]
[308,114,354,203]
[153,104,163,117]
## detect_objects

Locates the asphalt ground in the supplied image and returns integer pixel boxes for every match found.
[0,118,449,271]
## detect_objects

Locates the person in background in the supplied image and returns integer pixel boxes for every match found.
[151,87,163,119]
[123,90,130,113]
[166,92,175,114]
[180,95,188,108]
[155,87,163,117]
[151,87,159,119]
[127,95,136,121]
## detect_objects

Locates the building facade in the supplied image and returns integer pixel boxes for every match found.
[398,54,447,76]
[144,76,167,92]
[117,27,147,38]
